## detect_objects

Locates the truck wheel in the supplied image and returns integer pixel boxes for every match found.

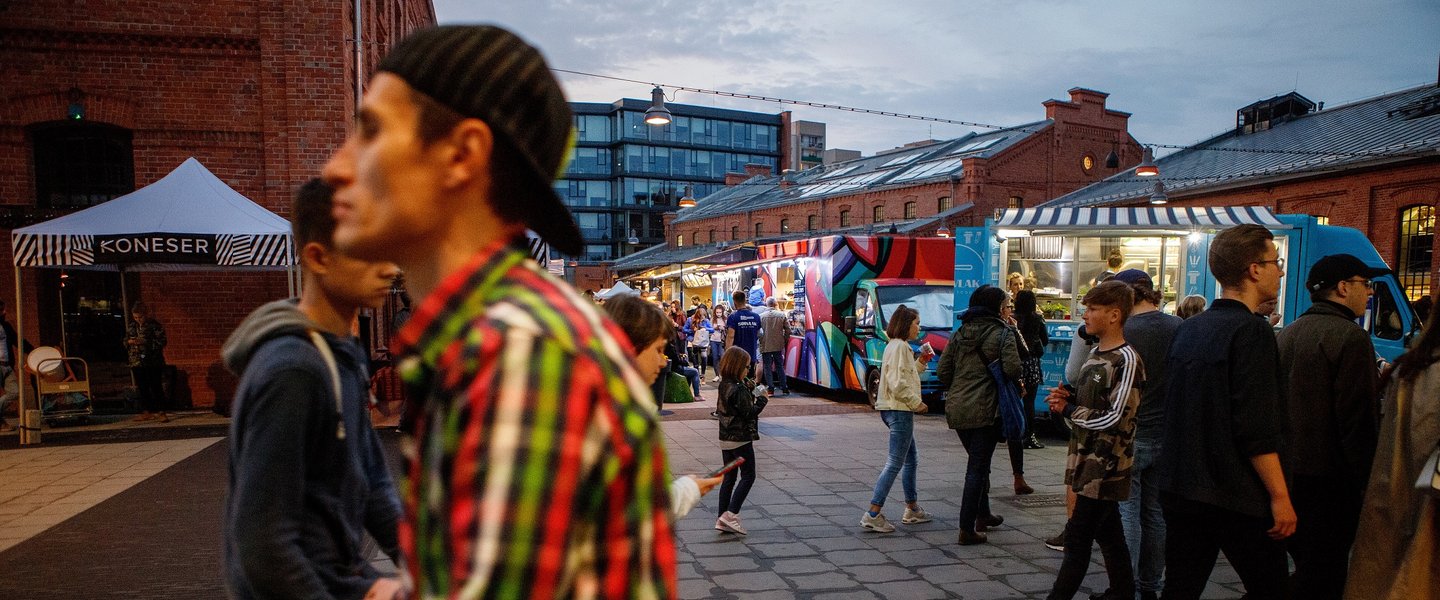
[865,368,881,409]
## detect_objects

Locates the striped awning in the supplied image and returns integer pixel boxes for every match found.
[995,207,1288,229]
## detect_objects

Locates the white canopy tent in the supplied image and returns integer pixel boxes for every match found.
[595,280,638,300]
[9,158,294,443]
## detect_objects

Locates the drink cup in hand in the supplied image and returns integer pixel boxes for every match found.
[753,384,768,397]
[919,342,935,360]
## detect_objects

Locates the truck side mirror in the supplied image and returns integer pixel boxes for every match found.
[843,315,856,335]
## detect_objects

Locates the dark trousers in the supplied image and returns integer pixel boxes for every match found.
[1287,476,1363,600]
[1047,495,1134,600]
[650,364,670,410]
[761,350,787,392]
[687,346,707,375]
[955,424,999,531]
[717,442,757,515]
[1161,493,1289,600]
[132,366,166,412]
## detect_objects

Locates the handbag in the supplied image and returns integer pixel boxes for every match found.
[984,329,1026,440]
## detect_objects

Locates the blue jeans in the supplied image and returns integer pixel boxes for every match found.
[761,350,787,392]
[869,410,918,507]
[709,340,725,373]
[679,365,701,397]
[955,424,999,531]
[1119,438,1165,596]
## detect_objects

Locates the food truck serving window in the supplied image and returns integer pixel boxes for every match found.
[878,285,954,330]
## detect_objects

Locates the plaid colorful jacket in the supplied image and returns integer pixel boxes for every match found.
[394,239,677,599]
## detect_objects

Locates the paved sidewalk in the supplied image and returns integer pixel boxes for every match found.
[662,412,1247,599]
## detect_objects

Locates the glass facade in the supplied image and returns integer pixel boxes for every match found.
[559,101,784,263]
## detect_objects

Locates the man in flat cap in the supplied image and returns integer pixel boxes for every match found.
[1276,253,1385,599]
[322,25,676,599]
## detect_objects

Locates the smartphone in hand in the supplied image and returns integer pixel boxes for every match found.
[705,457,746,478]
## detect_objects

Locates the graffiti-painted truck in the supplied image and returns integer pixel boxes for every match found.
[953,207,1423,416]
[709,235,954,404]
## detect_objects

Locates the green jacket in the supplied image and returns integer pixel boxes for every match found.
[125,318,167,367]
[937,313,1022,430]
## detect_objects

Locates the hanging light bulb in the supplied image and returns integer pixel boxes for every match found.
[1148,181,1169,205]
[1104,142,1120,169]
[678,184,696,208]
[1135,146,1159,177]
[643,86,672,126]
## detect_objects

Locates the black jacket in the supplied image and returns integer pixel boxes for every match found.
[717,377,767,442]
[1157,298,1284,518]
[1275,299,1379,488]
[1,319,33,370]
[1015,311,1049,360]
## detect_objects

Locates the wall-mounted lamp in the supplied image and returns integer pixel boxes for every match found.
[1148,181,1169,205]
[67,87,85,121]
[1135,146,1159,177]
[644,86,672,126]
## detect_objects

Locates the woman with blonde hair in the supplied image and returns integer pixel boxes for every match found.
[1176,295,1207,319]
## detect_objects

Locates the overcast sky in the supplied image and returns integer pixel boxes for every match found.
[433,0,1438,156]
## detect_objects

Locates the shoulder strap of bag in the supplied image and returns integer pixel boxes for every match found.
[308,330,347,440]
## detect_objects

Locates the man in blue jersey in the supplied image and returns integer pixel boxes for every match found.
[725,291,762,378]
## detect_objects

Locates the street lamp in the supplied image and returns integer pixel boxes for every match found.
[644,86,672,126]
[678,184,696,208]
[627,228,640,245]
[1104,142,1120,169]
[1135,146,1159,177]
[936,225,951,238]
[1148,181,1169,205]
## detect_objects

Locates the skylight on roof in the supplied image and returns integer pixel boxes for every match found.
[818,164,861,180]
[797,169,896,198]
[880,153,924,168]
[891,157,965,183]
[950,136,1007,155]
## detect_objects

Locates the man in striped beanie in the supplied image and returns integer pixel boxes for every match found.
[322,25,677,599]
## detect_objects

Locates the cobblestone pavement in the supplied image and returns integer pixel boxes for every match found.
[0,386,1250,599]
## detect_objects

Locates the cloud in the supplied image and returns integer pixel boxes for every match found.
[435,0,1440,155]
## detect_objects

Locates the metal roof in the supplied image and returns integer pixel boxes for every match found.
[671,120,1050,225]
[1044,84,1440,208]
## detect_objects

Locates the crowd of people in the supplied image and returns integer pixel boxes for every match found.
[216,23,1438,600]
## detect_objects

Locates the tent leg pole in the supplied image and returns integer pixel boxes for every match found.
[15,268,31,445]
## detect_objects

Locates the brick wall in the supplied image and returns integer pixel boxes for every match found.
[0,0,436,407]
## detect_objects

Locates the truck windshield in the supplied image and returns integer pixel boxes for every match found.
[877,285,954,330]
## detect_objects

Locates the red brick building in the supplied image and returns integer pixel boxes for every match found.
[653,88,1142,253]
[1046,87,1440,304]
[0,1,435,408]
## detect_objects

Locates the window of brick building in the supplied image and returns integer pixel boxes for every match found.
[808,215,818,231]
[731,225,739,240]
[1398,204,1434,301]
[938,196,952,212]
[780,218,789,233]
[755,222,764,237]
[872,206,884,223]
[30,122,134,208]
[709,229,716,243]
[1008,196,1023,208]
[904,202,916,219]
[839,210,851,227]
[677,234,684,247]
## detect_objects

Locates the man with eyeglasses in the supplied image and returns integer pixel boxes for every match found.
[1275,253,1385,600]
[1157,223,1296,600]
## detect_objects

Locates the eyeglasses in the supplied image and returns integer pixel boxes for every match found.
[1340,277,1372,288]
[1253,257,1286,270]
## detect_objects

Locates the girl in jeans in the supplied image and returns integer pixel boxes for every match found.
[714,345,767,535]
[708,304,729,382]
[860,305,935,533]
[683,310,713,377]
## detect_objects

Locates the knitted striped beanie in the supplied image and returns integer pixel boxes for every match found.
[378,25,582,255]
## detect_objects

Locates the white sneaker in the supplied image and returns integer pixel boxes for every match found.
[715,511,747,535]
[860,512,896,533]
[901,506,933,524]
[711,375,721,383]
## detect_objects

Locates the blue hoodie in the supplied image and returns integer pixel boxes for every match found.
[220,299,401,600]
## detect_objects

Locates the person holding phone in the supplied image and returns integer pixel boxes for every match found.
[601,294,724,518]
[714,345,768,535]
[860,305,934,533]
